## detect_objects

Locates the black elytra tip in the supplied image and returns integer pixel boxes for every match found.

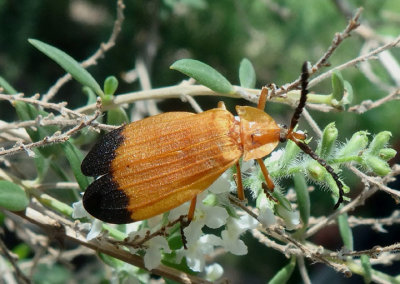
[81,126,126,177]
[83,174,133,224]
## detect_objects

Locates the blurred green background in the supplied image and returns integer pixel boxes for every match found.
[0,0,399,283]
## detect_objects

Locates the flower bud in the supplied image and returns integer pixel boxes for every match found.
[379,148,397,161]
[365,155,391,176]
[307,161,326,182]
[280,140,301,167]
[338,131,368,157]
[368,131,392,155]
[318,122,338,158]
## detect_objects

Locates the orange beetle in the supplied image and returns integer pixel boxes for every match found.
[81,63,344,224]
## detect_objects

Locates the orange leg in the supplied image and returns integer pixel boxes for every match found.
[257,87,268,110]
[235,162,245,200]
[218,101,227,110]
[187,195,197,222]
[256,159,274,191]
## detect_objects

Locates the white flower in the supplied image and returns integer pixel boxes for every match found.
[215,215,258,256]
[177,234,217,272]
[208,169,233,194]
[257,195,277,227]
[72,200,103,240]
[86,219,103,240]
[72,200,90,219]
[205,263,224,281]
[143,236,171,271]
[276,205,300,230]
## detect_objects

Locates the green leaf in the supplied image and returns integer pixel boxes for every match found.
[98,252,125,268]
[170,59,234,94]
[33,148,50,181]
[343,81,354,105]
[104,76,119,96]
[331,70,344,102]
[293,173,310,228]
[0,76,17,94]
[13,243,31,259]
[107,107,130,125]
[338,211,353,250]
[0,181,29,211]
[61,141,91,191]
[268,256,296,284]
[28,39,104,97]
[82,86,97,105]
[361,255,372,284]
[239,58,256,88]
[272,190,292,212]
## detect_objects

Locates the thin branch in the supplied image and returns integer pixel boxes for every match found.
[0,100,102,157]
[273,8,362,97]
[308,35,400,88]
[0,236,30,284]
[297,256,312,284]
[42,0,125,102]
[348,88,400,114]
[12,207,212,284]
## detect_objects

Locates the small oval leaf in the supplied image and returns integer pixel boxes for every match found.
[331,70,344,101]
[28,39,104,97]
[239,58,256,88]
[293,173,310,227]
[104,76,119,96]
[0,181,29,211]
[338,212,354,250]
[170,59,234,94]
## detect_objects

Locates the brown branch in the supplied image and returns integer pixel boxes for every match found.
[42,0,125,102]
[0,235,31,284]
[273,8,362,97]
[0,100,102,157]
[348,88,400,114]
[12,207,211,284]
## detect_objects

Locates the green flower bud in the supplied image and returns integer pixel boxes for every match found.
[338,131,369,157]
[280,140,301,167]
[317,122,338,158]
[307,161,326,182]
[379,148,397,161]
[365,155,391,176]
[104,76,119,96]
[368,131,392,155]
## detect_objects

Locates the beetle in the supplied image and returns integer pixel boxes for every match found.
[81,62,344,225]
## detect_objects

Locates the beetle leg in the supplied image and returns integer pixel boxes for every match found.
[187,195,197,222]
[217,101,227,110]
[257,87,268,110]
[235,162,245,200]
[256,159,275,191]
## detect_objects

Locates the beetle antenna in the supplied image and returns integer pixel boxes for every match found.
[289,62,309,132]
[291,139,344,209]
[287,62,344,208]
